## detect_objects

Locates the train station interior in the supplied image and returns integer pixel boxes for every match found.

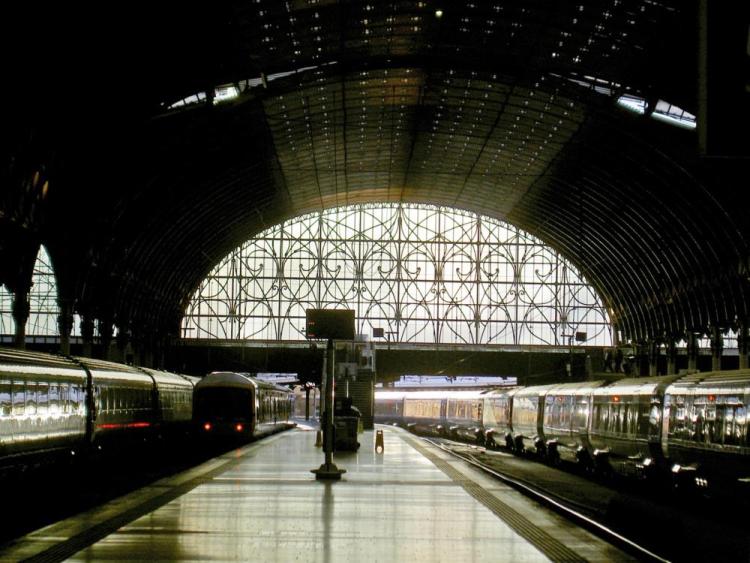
[1,1,749,561]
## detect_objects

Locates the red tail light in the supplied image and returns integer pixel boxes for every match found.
[235,423,244,432]
[204,422,212,431]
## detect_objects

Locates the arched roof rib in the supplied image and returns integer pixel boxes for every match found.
[4,1,747,345]
[99,61,744,340]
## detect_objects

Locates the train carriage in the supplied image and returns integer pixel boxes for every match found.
[444,391,485,442]
[0,349,88,465]
[663,370,750,495]
[80,358,157,446]
[139,368,196,437]
[482,388,515,449]
[589,375,680,477]
[401,392,446,436]
[373,391,406,425]
[510,385,555,454]
[542,381,606,466]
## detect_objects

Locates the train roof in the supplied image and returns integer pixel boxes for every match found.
[375,390,487,400]
[74,357,155,385]
[0,347,86,380]
[667,369,750,388]
[138,367,195,387]
[195,371,257,390]
[545,380,608,396]
[591,374,682,397]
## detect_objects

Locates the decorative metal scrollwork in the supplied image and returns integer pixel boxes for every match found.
[182,204,613,346]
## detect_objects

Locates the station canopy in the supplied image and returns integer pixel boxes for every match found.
[2,1,747,345]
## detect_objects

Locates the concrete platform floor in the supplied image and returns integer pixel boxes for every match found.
[0,425,633,562]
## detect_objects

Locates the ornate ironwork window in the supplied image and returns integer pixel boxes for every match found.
[0,245,60,337]
[182,204,613,346]
[27,245,59,336]
[0,284,12,336]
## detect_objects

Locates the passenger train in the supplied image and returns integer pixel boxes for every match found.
[375,370,750,497]
[0,348,295,471]
[0,347,197,469]
[194,371,294,439]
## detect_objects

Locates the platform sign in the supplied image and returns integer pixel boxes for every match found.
[305,309,355,340]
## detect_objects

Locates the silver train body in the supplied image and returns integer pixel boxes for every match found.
[375,370,750,496]
[0,347,197,468]
[193,372,294,439]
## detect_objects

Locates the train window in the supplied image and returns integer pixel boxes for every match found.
[573,400,588,430]
[637,403,650,437]
[37,383,49,416]
[49,383,59,414]
[26,383,37,416]
[720,406,742,446]
[0,383,10,416]
[592,403,603,430]
[12,382,25,416]
[623,404,631,435]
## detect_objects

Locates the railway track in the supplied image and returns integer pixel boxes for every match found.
[420,436,749,562]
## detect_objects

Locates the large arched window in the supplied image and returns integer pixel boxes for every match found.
[0,245,61,338]
[27,245,60,336]
[182,204,612,346]
[0,284,13,336]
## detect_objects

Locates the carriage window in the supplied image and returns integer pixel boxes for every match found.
[573,399,588,430]
[720,405,742,446]
[49,383,59,414]
[653,404,665,437]
[637,403,650,437]
[592,403,603,430]
[37,383,49,416]
[623,403,632,435]
[0,383,11,416]
[13,382,25,415]
[26,383,37,415]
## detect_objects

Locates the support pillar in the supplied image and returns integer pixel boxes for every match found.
[116,326,131,364]
[80,316,95,358]
[98,318,114,360]
[647,340,659,376]
[12,290,30,349]
[686,332,699,372]
[666,339,678,375]
[739,325,749,370]
[57,300,74,356]
[710,327,723,372]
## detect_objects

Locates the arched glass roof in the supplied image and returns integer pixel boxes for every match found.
[182,203,612,346]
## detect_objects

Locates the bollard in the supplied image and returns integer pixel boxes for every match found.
[315,429,323,447]
[375,429,384,453]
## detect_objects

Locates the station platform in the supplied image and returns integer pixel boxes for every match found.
[0,426,633,562]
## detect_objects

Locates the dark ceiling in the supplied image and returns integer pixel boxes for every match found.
[1,0,748,344]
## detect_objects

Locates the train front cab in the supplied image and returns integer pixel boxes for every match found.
[193,373,257,440]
